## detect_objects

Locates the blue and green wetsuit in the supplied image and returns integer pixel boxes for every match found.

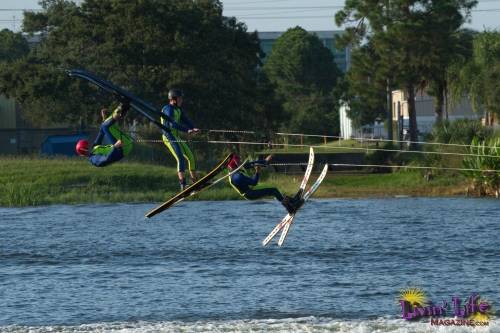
[160,104,196,174]
[89,116,133,167]
[229,160,285,201]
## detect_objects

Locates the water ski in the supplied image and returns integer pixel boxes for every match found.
[263,147,328,247]
[67,69,173,132]
[145,154,247,218]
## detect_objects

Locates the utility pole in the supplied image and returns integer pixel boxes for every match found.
[386,79,393,142]
[385,0,393,143]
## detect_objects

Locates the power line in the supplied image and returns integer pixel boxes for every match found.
[224,1,500,11]
[235,9,337,18]
[223,0,301,5]
[233,9,500,19]
[0,1,498,12]
[224,5,344,11]
[233,8,336,17]
[0,9,41,11]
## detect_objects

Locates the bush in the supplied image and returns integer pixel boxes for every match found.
[431,119,493,144]
[463,137,500,197]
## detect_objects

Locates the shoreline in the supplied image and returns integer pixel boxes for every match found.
[0,157,483,207]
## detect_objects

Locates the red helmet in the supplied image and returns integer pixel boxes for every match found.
[227,154,241,170]
[76,139,89,156]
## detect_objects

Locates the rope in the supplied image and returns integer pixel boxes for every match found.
[203,128,493,150]
[206,139,500,159]
[134,138,500,159]
[136,138,163,143]
[274,131,487,149]
[205,129,257,134]
[269,162,500,173]
[134,137,498,173]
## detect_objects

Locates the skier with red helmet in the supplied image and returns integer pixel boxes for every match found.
[227,154,303,214]
[75,102,133,167]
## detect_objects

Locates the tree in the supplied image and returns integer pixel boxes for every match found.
[449,31,500,124]
[263,26,341,135]
[336,0,477,148]
[0,0,267,130]
[340,43,389,128]
[0,29,30,62]
[426,27,474,123]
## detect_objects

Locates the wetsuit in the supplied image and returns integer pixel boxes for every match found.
[89,116,133,167]
[229,160,285,201]
[160,104,196,173]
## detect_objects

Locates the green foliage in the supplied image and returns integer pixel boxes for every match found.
[427,29,475,122]
[341,44,388,127]
[364,142,397,169]
[0,29,30,62]
[336,0,477,144]
[449,31,500,119]
[263,26,341,135]
[0,156,178,206]
[0,0,269,130]
[463,137,500,196]
[431,119,493,144]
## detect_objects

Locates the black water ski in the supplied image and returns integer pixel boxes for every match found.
[145,154,232,218]
[67,69,172,132]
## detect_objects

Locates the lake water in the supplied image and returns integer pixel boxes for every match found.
[0,198,498,332]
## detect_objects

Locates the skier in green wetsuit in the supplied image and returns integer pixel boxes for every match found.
[161,89,200,190]
[76,102,133,167]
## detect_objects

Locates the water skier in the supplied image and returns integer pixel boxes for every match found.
[226,154,303,214]
[75,102,133,167]
[161,89,200,190]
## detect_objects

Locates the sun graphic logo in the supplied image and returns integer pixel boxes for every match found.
[400,287,427,307]
[452,294,493,322]
[468,296,493,322]
[398,287,447,320]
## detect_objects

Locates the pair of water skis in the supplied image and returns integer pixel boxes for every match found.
[146,147,328,247]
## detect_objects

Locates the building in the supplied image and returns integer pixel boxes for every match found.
[0,95,17,128]
[257,30,351,73]
[339,103,387,140]
[0,94,90,155]
[391,90,484,136]
[0,95,21,154]
[338,89,497,141]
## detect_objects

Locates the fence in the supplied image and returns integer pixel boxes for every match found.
[0,128,97,155]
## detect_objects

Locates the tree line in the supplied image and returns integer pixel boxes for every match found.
[0,0,339,137]
[335,0,500,147]
[0,0,498,141]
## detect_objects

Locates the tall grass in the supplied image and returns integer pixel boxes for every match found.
[0,156,177,206]
[0,156,471,207]
[463,137,500,197]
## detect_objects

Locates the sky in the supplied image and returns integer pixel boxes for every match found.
[1,0,499,33]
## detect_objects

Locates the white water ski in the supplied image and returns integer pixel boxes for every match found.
[277,163,328,247]
[262,147,315,247]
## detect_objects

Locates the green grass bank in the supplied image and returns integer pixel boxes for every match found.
[0,157,470,207]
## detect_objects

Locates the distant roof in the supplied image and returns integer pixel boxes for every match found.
[257,30,344,40]
[23,33,46,45]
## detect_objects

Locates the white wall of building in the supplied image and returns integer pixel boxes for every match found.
[339,103,387,140]
[392,90,483,134]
